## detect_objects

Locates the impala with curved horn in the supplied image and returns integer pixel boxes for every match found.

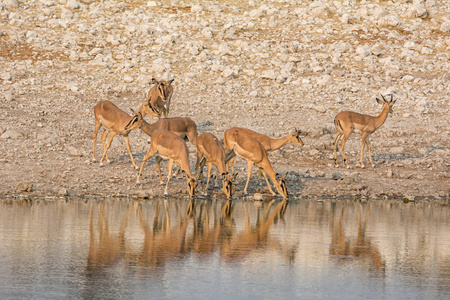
[333,94,396,168]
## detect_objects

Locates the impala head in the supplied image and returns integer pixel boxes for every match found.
[276,173,289,199]
[124,109,144,131]
[290,128,304,147]
[376,94,396,113]
[139,101,161,118]
[187,174,199,199]
[221,172,237,200]
[151,78,174,102]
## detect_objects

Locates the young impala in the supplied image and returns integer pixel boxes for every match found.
[195,132,237,199]
[224,127,288,199]
[139,78,174,123]
[136,129,198,198]
[92,101,144,169]
[333,94,396,168]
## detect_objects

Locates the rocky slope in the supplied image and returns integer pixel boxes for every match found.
[0,0,449,200]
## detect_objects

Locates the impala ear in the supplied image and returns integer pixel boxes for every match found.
[376,97,384,105]
[169,79,174,85]
[230,173,238,181]
[151,78,158,84]
[281,173,287,180]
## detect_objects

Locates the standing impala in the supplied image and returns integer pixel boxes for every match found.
[92,101,144,169]
[224,128,288,199]
[226,128,304,174]
[195,132,237,199]
[333,94,396,168]
[139,78,174,123]
[136,129,198,198]
[127,108,198,146]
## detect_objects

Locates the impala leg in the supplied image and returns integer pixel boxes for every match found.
[340,132,350,169]
[333,133,342,167]
[164,159,174,195]
[92,121,101,162]
[100,131,116,166]
[243,160,254,196]
[156,156,164,185]
[136,147,156,184]
[204,162,213,195]
[366,139,375,167]
[123,135,138,169]
[99,130,109,164]
[260,168,276,196]
[229,156,237,174]
[360,132,369,169]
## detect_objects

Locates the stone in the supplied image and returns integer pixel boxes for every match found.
[67,146,82,157]
[58,188,69,196]
[16,182,33,192]
[332,172,343,180]
[1,130,23,139]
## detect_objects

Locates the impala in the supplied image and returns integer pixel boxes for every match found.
[224,128,288,199]
[92,101,144,169]
[333,94,396,168]
[136,129,198,198]
[195,132,237,199]
[139,78,174,123]
[126,110,198,146]
[226,128,304,174]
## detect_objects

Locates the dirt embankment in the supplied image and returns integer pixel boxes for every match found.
[0,0,449,201]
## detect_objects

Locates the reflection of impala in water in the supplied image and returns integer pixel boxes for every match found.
[218,200,292,261]
[87,203,134,270]
[87,199,293,271]
[329,204,385,274]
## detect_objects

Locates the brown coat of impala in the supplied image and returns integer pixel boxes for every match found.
[92,101,144,169]
[226,127,304,173]
[333,94,396,168]
[195,132,236,199]
[139,78,174,123]
[136,129,198,198]
[224,128,288,199]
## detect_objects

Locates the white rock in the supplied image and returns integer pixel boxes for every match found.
[147,1,157,7]
[3,0,19,8]
[124,75,134,83]
[1,130,23,139]
[66,0,80,9]
[408,0,428,19]
[260,70,277,80]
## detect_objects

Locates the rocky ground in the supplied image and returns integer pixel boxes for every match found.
[0,0,449,201]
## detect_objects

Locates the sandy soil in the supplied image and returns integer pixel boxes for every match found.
[0,0,449,201]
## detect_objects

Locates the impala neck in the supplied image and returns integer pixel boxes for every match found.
[374,103,391,129]
[140,120,156,136]
[267,135,292,152]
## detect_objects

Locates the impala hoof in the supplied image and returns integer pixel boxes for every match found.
[136,180,141,185]
[361,165,365,169]
[371,164,375,168]
[164,191,168,195]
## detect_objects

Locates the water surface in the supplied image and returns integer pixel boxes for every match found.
[1,198,449,299]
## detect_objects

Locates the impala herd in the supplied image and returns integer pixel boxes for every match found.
[92,78,396,200]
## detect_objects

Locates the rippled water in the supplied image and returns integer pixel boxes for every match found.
[0,198,449,299]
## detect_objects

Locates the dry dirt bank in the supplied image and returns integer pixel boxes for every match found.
[0,0,449,201]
